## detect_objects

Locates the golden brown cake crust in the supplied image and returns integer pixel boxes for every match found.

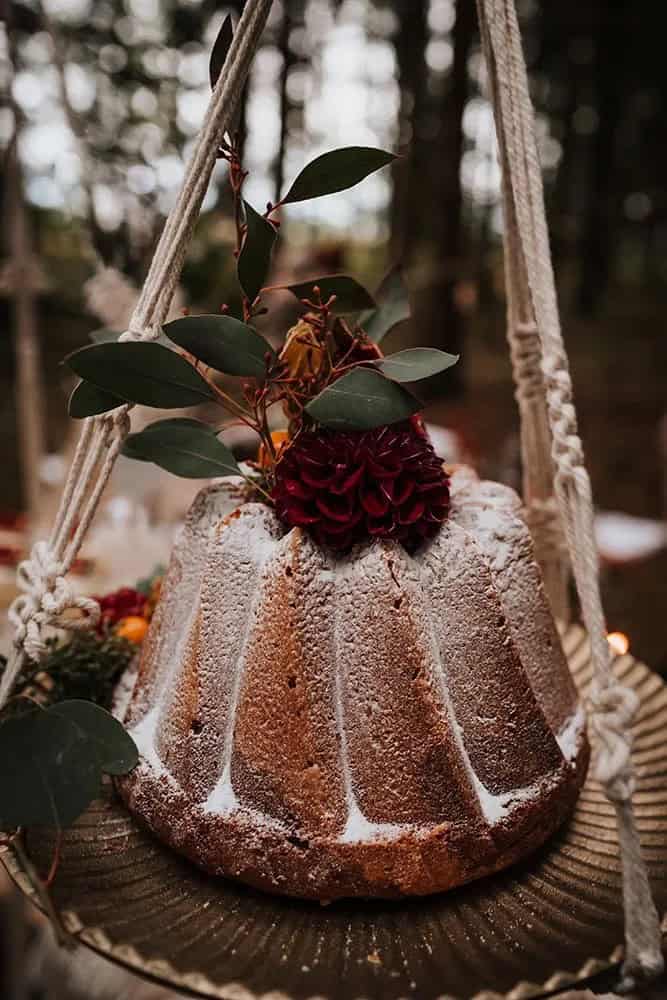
[118,728,588,901]
[116,470,590,901]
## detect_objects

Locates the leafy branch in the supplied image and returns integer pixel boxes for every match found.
[64,25,459,494]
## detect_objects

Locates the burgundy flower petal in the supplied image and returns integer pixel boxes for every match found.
[301,467,335,488]
[330,464,365,495]
[360,488,390,518]
[284,501,320,525]
[271,420,450,553]
[315,494,354,522]
[392,475,415,506]
[398,498,426,524]
[284,478,314,500]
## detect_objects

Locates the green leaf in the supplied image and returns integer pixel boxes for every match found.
[66,342,215,409]
[0,700,138,830]
[306,368,421,430]
[0,709,99,829]
[281,147,396,205]
[210,13,233,89]
[361,270,412,344]
[50,700,138,776]
[122,418,241,479]
[374,348,459,382]
[163,314,274,379]
[69,380,124,419]
[237,201,277,302]
[285,275,375,314]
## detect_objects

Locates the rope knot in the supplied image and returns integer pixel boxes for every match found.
[588,681,640,802]
[510,321,543,403]
[8,541,100,662]
[543,363,586,483]
[118,319,162,343]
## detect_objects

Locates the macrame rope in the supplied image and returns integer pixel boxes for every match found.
[477,0,664,985]
[0,0,274,712]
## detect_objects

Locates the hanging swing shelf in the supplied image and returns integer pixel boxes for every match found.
[3,628,666,1000]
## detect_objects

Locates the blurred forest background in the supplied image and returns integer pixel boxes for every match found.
[1,0,666,666]
[1,3,667,997]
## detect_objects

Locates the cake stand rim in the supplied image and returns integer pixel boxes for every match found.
[0,846,636,1000]
[2,624,666,1000]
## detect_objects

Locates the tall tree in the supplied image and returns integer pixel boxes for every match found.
[390,0,430,262]
[273,2,294,203]
[576,0,627,316]
[422,0,475,387]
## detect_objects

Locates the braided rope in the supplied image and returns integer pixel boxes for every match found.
[1,0,274,712]
[477,0,663,984]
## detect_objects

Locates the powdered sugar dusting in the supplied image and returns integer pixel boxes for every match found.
[119,468,587,862]
[199,504,285,814]
[557,706,586,761]
[204,763,239,813]
[471,773,542,824]
[341,799,410,844]
[130,707,170,781]
[330,556,369,838]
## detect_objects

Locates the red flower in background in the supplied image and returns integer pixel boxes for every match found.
[272,421,450,552]
[95,587,147,632]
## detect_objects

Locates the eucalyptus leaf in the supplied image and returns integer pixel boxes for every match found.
[164,314,274,378]
[122,418,241,479]
[121,436,151,462]
[0,710,98,829]
[66,342,215,409]
[50,701,139,776]
[285,275,375,314]
[305,367,421,430]
[0,699,138,831]
[237,201,277,302]
[375,348,459,382]
[281,147,396,205]
[69,380,124,419]
[209,13,233,89]
[361,270,411,344]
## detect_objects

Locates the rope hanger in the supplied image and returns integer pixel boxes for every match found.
[2,0,663,988]
[476,0,663,985]
[0,0,274,707]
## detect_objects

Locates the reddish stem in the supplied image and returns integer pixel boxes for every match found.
[45,828,63,888]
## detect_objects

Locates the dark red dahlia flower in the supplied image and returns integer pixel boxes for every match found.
[272,422,450,552]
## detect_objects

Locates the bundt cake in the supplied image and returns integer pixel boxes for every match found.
[117,465,588,901]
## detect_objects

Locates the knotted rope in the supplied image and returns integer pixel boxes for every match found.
[8,542,100,663]
[0,0,274,712]
[477,0,664,985]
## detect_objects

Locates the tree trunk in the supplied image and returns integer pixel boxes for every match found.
[273,2,293,204]
[576,2,626,316]
[414,0,475,395]
[389,0,429,263]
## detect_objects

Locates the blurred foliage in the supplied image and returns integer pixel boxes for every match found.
[1,0,666,506]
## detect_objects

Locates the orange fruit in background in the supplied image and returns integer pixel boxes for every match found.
[116,615,149,644]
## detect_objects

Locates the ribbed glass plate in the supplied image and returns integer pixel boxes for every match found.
[2,626,666,1000]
